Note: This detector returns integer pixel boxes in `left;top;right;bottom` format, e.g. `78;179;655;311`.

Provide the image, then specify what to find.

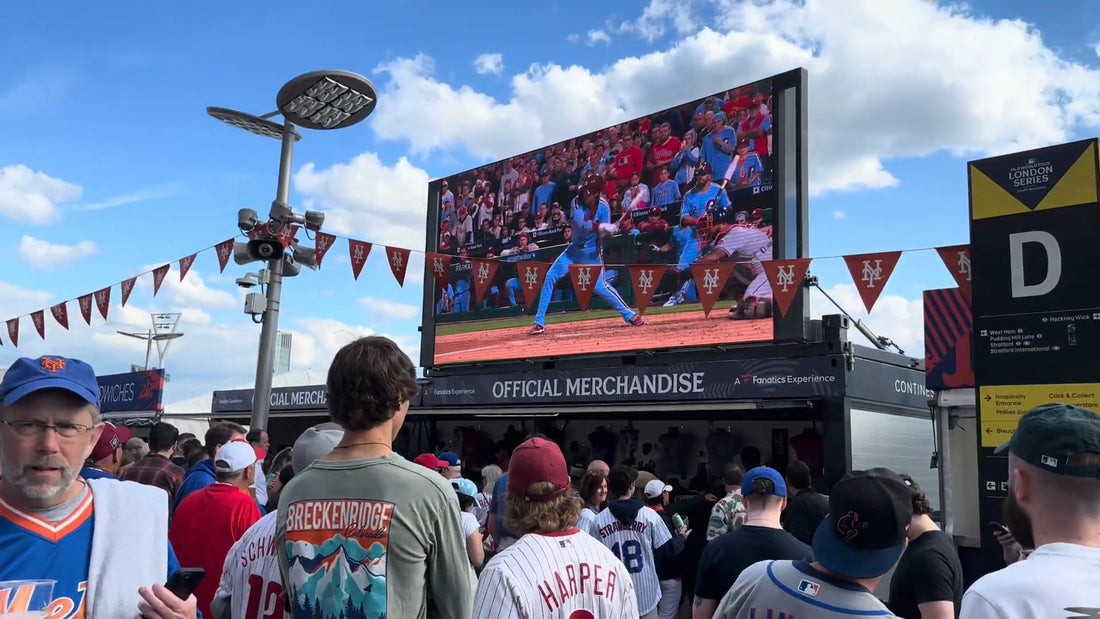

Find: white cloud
294;152;432;250
360;296;420;320
17;236;97;269
473;53;504;76
587;29;612;46
133;264;239;311
0;165;82;224
832;211;846;219
79;182;183;211
567;33;581;44
616;0;698;42
366;0;1100;197
810;283;924;358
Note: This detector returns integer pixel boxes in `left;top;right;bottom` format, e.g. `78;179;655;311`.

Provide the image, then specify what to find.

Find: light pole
209;70;378;432
117;330;184;370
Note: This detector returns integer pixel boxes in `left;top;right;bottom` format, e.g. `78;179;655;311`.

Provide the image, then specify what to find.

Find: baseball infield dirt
434;310;772;364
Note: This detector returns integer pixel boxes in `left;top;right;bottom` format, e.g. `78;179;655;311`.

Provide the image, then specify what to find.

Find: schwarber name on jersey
214;510;285;619
587;503;671;615
472;529;639;619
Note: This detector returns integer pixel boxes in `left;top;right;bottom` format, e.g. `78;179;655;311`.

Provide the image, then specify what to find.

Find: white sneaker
663;293;684;307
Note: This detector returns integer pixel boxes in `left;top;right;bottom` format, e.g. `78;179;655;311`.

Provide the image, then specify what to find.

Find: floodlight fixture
303;210;325;232
238;208;260;232
207;106;302;141
276;70;377;131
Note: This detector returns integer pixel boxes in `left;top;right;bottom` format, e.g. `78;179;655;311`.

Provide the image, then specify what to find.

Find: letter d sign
1009;231;1062;298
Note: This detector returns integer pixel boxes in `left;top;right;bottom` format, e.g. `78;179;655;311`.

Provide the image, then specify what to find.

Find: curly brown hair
326;336;418;431
899;473;934;516
505;481;583;535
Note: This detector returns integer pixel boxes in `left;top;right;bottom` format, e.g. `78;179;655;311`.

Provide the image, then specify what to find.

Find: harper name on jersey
538;561;621;613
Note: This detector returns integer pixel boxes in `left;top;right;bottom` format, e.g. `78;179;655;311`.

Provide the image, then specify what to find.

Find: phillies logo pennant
152;265;170;296
6;318;18;348
690;262;736;317
50;302;69;330
843;251;902;313
31;310;45;340
762;258;812;318
348;240;373;281
121;277;137;307
568;264;603;311
314;232;336;267
469;259;499;307
386;246;411;287
179;253;197;281
78;294;93;325
427;253;451;287
936;245;971;302
515;261;550;309
93;287;111;320
215;239;234;273
628;265;664;316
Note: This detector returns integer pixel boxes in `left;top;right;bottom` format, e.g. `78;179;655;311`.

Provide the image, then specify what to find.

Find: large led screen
427;76;779;367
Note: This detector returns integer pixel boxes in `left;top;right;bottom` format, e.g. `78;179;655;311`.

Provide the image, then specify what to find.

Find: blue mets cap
0;356;100;408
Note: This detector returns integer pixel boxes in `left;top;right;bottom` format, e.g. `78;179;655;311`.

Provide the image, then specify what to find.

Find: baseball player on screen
473;438;639;618
697;206;774;320
530;171;645;335
587;465;686;619
662;161;731;307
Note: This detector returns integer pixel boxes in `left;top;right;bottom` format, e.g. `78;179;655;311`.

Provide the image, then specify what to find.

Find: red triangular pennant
215;239;234;273
50;302;69;330
78;294;93;325
348;240;373;281
386;247;411;287
121;277;137;307
94;287;111;320
31;310;45;340
690;262;736;317
6;318;18;347
152;265;170;295
936;245;972;302
628;265;664;316
179;253;197;281
762;258;813;318
469;259;500;307
515;261;550;309
842;251;903;313
568;264;604;311
427;252;452;288
314;232;336;268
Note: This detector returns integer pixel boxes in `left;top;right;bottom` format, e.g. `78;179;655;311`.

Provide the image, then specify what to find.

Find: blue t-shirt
0;489;181;617
490;474;516;540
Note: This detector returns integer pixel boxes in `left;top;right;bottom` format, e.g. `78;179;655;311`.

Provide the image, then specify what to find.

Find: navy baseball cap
438;451;462;469
742;466;787;497
812;468;913;579
0;356;100;408
994;403;1100;477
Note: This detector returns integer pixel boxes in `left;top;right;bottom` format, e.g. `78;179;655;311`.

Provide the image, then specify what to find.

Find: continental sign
978;382;1100;448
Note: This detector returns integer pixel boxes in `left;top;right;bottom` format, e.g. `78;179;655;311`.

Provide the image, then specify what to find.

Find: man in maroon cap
473;437;639;618
79;422;131;480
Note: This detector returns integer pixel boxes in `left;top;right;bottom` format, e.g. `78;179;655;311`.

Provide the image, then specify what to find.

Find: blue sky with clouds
1;0;1098;403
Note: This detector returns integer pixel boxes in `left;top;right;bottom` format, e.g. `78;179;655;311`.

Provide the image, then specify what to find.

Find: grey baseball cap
292;422;344;473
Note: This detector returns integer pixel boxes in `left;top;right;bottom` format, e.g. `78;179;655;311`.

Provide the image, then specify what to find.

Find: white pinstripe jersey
714;225;771;274
213;510;287;619
587;505;671;615
472;529;639;619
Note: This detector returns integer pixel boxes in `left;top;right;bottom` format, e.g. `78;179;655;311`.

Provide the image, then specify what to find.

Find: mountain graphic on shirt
286;534;388;619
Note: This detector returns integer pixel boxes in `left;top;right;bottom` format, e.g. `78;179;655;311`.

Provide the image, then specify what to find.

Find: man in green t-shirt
276;336;476;618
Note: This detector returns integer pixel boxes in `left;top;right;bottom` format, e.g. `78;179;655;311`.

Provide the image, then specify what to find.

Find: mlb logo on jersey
797;579;820;597
559;538;574;549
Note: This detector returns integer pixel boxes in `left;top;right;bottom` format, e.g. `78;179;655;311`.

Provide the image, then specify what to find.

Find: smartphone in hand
165;568;205;600
988;521;1009;536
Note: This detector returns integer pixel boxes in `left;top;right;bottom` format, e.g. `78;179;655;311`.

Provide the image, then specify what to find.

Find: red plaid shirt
120;453;185;509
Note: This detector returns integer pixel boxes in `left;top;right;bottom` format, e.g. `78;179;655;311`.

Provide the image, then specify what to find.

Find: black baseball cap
812;468;913;579
994;403;1100;477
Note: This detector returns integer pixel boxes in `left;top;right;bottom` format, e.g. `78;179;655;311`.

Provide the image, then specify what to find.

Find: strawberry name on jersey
595;519;648;538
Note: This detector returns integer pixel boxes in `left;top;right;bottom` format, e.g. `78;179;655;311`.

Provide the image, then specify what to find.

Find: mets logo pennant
515;261;550;310
936;245;972;302
348;240;373;281
385;246;411;287
628;265;664;315
469;258;500;306
426;252;452;288
568;264;603;311
690;262;735;317
762;258;812;318
842;251;903;313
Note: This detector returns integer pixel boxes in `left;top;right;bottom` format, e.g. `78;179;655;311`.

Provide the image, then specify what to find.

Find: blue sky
1;0;1098;403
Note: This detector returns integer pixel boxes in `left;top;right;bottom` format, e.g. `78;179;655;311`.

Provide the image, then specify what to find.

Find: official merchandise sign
968;137;1100;574
212;384;328;414
97;369;165;415
421;355;844;407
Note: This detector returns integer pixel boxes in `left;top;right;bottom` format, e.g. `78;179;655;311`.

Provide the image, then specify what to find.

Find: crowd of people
1;345;1098;618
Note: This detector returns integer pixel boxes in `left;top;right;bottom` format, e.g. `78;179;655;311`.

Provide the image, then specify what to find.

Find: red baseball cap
413;453;448;470
507;438;570;502
90;423;128;461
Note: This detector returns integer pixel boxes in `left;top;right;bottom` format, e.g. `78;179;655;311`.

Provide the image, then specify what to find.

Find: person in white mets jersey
473;437;638;618
210;423;343;619
587;465;677;619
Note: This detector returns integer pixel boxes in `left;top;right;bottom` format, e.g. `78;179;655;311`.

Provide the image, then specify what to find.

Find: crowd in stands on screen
437;86;774;257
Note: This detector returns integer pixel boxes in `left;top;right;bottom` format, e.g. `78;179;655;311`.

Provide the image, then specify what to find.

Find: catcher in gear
695;204;774;320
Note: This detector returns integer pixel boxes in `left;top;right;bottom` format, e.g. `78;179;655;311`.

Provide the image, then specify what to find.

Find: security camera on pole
208;70;378;432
